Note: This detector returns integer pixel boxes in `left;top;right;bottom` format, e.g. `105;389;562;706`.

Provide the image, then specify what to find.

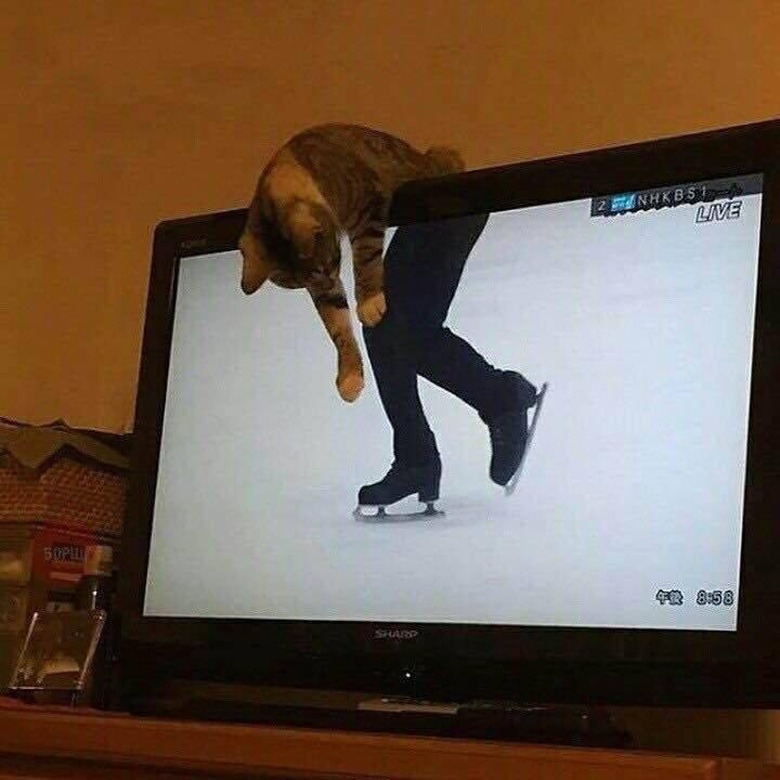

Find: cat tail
424;145;465;176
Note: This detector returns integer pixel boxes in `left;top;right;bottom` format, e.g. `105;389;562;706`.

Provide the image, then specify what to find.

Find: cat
238;123;465;402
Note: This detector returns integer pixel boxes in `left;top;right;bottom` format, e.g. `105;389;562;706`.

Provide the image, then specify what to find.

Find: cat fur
239;123;464;402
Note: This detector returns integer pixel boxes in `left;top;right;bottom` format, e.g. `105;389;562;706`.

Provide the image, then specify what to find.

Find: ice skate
504;382;548;495
485;380;549;495
354;459;444;521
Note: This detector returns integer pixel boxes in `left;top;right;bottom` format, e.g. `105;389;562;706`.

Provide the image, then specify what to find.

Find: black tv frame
119;119;780;710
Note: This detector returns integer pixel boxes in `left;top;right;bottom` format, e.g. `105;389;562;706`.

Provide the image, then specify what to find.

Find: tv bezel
119;119;780;708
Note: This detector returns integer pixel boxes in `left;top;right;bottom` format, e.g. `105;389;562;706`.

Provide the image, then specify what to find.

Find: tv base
127;684;631;748
359;697;631;747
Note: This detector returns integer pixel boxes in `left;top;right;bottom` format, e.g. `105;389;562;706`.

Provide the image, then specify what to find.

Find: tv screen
121;120;780;708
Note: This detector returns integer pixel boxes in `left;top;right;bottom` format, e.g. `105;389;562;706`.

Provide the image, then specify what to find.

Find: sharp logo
374;628;420;641
181;237;208;250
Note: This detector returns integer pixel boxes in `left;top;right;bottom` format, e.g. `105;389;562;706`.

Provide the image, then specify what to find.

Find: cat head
238;222;289;293
239;201;341;296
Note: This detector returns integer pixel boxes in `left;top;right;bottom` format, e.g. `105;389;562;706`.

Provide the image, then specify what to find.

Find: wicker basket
0;453;126;538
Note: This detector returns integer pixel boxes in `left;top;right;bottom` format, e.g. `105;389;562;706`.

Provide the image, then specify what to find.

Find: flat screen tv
119;119;780;713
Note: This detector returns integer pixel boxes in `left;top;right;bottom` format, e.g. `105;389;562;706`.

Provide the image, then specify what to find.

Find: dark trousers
363;213;530;465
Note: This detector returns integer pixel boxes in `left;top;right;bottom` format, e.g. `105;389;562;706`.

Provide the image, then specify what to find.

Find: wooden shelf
0;702;778;780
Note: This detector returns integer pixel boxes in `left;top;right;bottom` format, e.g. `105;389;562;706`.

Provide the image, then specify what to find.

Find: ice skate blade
505;381;549;496
353;502;444;523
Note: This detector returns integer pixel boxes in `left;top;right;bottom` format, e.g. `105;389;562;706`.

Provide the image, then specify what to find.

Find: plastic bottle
76;544;115;707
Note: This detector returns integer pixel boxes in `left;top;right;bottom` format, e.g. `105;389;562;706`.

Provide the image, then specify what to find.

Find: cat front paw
337;370;364;402
357;292;387;327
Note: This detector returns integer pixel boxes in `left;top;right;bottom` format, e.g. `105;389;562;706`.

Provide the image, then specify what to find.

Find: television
119;119;780;719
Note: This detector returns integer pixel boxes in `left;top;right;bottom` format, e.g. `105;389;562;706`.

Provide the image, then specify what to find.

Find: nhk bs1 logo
590;179;752;221
591;183;709;217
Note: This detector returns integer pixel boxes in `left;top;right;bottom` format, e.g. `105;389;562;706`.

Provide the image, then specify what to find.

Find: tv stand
1;697;777;780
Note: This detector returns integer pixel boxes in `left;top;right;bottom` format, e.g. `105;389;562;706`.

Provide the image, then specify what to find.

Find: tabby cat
238;123;465;402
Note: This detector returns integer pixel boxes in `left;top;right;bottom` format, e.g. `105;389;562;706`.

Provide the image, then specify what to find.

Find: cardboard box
0;420;129;688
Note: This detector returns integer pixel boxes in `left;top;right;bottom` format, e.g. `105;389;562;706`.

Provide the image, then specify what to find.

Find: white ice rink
144;188;762;632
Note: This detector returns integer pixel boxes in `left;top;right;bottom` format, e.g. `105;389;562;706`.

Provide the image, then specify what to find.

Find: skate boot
355;459;442;519
482;372;542;489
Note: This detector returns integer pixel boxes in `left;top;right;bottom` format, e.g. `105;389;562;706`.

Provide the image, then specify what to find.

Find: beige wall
3;0;778;430
2;0;779;758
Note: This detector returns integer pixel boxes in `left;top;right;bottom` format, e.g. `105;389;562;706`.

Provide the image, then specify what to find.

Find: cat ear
239;230;274;294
